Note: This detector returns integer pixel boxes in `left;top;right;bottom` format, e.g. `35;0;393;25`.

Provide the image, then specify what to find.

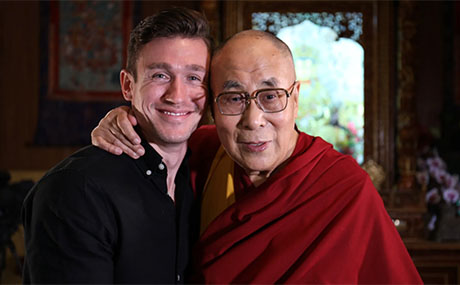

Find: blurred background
0;0;459;283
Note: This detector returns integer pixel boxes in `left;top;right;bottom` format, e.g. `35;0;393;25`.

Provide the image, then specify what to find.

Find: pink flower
432;168;448;185
443;188;460;204
347;122;357;136
426;188;441;204
445;174;459;189
427;156;446;172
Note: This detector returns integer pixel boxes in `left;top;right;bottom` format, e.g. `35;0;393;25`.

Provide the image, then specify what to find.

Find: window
253;12;364;163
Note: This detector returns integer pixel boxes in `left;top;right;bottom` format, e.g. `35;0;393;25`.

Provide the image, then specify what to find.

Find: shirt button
158;163;165;170
146;170;152;176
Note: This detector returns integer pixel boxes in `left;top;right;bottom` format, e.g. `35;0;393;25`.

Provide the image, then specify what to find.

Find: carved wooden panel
387;0;426;239
406;241;460;284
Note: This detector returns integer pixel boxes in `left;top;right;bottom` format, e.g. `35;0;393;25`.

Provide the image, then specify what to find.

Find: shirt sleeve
22;169;116;284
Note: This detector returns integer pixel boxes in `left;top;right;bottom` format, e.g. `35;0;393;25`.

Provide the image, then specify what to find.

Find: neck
246;157;292;187
149;141;187;202
248;171;271;187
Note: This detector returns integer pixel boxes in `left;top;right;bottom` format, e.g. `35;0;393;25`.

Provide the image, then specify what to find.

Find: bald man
92;30;422;284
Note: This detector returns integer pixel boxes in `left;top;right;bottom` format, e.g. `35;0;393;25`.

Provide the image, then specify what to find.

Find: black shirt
22;140;194;284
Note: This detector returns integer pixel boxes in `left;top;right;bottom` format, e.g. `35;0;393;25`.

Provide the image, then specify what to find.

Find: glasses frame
215;81;297;116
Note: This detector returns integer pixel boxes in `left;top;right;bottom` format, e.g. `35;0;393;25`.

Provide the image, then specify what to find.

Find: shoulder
46;146;137;183
303;132;367;175
293;132;370;193
26;146;135;207
50;145;130;172
294;135;384;220
189;125;219;151
188;125;220;167
21;151;120;252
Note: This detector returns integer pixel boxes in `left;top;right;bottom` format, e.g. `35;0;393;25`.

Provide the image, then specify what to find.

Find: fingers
91;106;145;159
115;107;144;157
127;108;138;127
91;125;142;159
116;108;141;145
108;126;144;159
91;127;123;155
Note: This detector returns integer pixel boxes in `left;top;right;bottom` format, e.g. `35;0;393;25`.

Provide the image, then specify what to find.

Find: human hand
91;106;145;159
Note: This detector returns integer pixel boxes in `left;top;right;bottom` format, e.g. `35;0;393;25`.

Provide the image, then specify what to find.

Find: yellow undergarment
200;145;236;235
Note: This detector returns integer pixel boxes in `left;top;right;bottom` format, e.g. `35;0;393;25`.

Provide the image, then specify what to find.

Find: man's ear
120;69;135;101
292;81;301;120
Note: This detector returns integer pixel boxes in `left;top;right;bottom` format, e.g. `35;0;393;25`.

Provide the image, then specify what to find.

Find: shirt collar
133;127;166;179
132;126;191;179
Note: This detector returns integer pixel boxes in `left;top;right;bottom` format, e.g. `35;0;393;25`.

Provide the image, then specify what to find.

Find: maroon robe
189;125;422;284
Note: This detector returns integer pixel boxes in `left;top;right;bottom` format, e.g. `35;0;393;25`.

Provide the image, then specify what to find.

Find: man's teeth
250;142;264;146
163;111;187;116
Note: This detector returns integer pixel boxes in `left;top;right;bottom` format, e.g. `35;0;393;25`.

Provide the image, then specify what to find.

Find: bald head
214;30;293;59
210;30;296;94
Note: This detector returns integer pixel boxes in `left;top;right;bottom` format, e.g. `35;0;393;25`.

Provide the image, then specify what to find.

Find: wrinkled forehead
212;35;284;64
210;38;294;91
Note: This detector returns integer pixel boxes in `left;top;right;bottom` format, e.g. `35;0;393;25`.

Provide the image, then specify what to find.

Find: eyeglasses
215;81;296;116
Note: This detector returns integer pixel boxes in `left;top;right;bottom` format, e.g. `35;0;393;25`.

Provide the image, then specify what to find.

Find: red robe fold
189;125;422;284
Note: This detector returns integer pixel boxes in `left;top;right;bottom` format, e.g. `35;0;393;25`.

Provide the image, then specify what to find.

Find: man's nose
238;99;266;130
164;78;188;104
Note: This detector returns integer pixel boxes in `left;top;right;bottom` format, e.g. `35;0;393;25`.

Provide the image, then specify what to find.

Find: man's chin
156;132;194;145
237;160;275;175
143;122;199;145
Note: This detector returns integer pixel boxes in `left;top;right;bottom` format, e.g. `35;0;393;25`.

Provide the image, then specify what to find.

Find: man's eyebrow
260;77;278;87
186;64;206;72
146;62;171;70
223;80;243;90
145;63;206;73
221;77;278;90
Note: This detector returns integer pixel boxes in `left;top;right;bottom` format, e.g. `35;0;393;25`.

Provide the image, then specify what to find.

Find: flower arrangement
416;148;460;232
335;122;361;156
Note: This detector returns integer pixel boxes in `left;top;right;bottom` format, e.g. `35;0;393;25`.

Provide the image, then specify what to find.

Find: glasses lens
257;89;288;112
217;93;246;115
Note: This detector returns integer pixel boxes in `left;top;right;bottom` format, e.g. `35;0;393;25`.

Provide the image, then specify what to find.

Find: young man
92;31;422;283
22;8;211;284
